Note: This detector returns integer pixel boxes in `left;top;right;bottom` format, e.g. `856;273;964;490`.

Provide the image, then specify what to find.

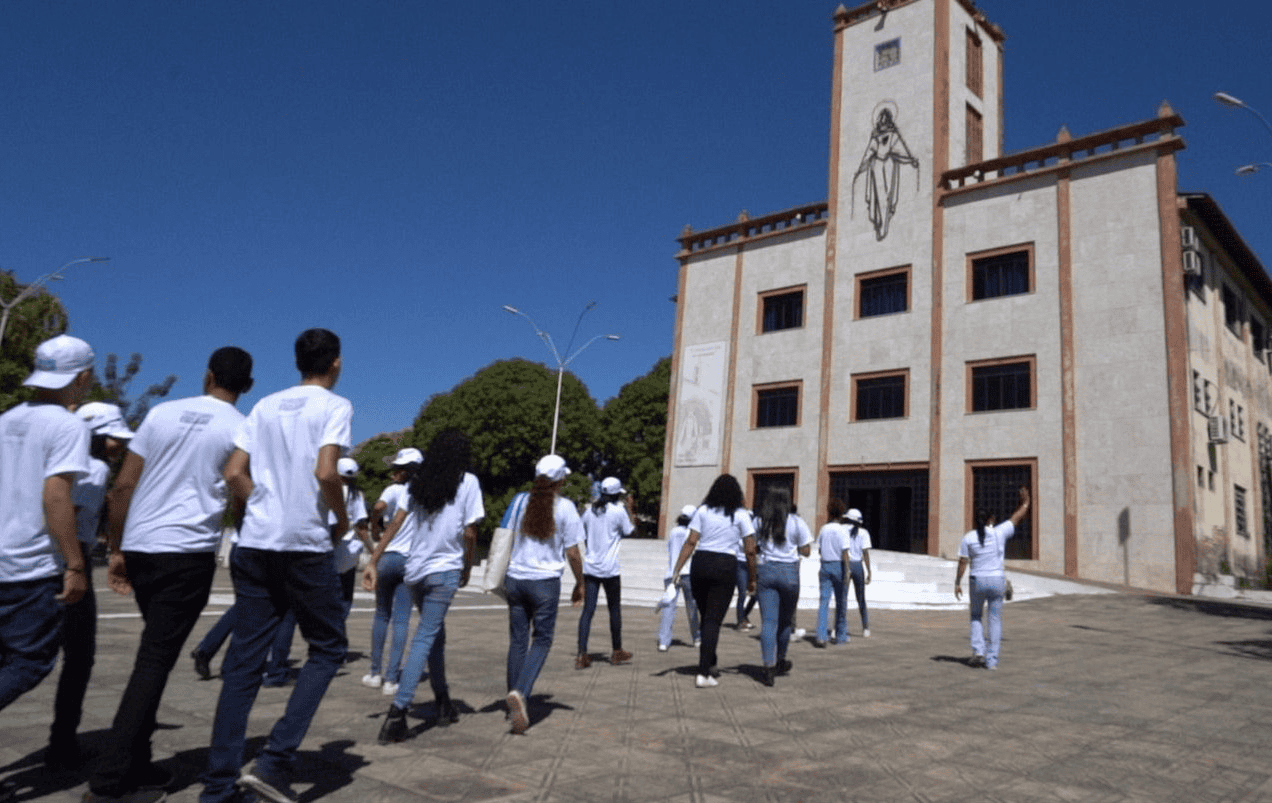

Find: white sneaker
863;628;871;637
693;639;701;647
382;681;399;696
793;628;806;639
695;674;718;688
361;673;382;688
657;644;669;652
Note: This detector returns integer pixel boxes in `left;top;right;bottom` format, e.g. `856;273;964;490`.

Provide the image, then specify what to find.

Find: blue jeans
756;562;800;667
969;575;1006;668
658;575;699;647
51;542;96;747
392;569;460;709
734;559;750;624
504;576;560;699
816;561;848;643
0;576;63;712
200;548;347;803
847;560;869;630
370;551;411;682
196;607;235;660
577;574;622;654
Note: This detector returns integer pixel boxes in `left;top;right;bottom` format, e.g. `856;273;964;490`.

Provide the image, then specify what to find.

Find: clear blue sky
3;1;1270;444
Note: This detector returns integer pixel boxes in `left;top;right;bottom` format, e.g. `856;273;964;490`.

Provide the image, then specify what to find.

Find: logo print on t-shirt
279;398;308;413
179;411;213;427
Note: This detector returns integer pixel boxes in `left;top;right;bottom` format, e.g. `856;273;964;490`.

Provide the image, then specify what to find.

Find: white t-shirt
72;458;110;546
0;402;90;581
958;521;1015;577
757;513;812;564
235;384;353;553
664;523;692;579
581;502;634;578
689;506;755;556
329;485;368;527
506;493;584;581
845;526;872;562
377;483;412;555
121;395;246;554
818;522;848;561
402;472;485;583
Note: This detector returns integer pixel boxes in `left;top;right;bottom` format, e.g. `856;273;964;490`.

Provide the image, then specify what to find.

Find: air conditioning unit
1208;415;1229;444
1181;225;1200;251
1182;250;1203;277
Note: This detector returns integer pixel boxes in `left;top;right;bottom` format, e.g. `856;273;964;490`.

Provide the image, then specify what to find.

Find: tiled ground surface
4;565;1272;802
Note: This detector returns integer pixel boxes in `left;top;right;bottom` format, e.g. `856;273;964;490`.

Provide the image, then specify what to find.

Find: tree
0;271;69;413
412;358;603;540
600;357;670;535
84;353;177;428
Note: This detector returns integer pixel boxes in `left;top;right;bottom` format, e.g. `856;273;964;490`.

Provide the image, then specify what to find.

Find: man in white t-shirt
202;329;353;803
82;347;254;803
0;335;93;719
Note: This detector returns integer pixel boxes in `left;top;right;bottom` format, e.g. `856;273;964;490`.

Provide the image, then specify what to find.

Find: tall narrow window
968;358;1034;412
965;104;983;164
1251;317;1266;366
759;288;805;333
965;29;983;97
856;267;909;318
1235;484;1249;537
853;371;908;420
754;382;800;428
1224;284;1243;336
970;246;1032;300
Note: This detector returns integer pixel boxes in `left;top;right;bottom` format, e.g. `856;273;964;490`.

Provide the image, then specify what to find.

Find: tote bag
483;491;528;597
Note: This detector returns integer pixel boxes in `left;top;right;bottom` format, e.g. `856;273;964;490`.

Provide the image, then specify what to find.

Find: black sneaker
44;738;82;772
776;659;793;675
130;763;175;791
377;704;409;744
191;650;212;681
238;771;298;803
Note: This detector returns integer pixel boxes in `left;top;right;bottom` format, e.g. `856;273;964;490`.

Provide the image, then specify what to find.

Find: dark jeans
505;576;560;699
577;574;622;654
691;551;737;676
0;576;63;712
50;542;96;747
200;547;347;803
91;551;216;796
196;607;235;661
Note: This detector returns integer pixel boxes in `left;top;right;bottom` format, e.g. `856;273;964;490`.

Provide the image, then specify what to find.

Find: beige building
661;0;1272;594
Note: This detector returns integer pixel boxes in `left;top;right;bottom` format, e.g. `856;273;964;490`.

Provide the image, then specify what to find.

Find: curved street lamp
1215;92;1272;138
1236;162;1272;176
503;302;620;454
0;257;110;350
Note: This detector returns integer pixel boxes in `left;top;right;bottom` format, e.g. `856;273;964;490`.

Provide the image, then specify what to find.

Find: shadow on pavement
1148;596;1272;621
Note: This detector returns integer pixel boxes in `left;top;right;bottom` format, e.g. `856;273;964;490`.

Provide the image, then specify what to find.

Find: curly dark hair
701;474;744;519
409;429;471;515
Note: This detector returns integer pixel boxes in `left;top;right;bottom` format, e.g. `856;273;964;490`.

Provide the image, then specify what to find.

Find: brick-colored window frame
966;355;1036;413
851;368;910;421
747;467;799;509
854;265;910;319
965;457;1038;560
753;380;802;429
966;242;1034;302
965;28;983;97
965;104;983;165
757;284;806;334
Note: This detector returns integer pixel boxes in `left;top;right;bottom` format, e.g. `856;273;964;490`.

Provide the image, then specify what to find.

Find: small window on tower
875;39;900;71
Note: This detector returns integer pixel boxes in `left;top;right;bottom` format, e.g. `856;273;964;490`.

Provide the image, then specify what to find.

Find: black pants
50;543;95;748
91;551;216;796
690;551;736;676
577;574;622;654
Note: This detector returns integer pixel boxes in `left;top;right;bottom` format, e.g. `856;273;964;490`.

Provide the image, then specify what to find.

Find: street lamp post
504;303;620;455
1236;162;1272;176
1215;92;1272;139
0;257;110;350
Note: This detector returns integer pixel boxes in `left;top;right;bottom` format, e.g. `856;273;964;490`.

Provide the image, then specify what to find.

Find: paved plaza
4;562;1272;803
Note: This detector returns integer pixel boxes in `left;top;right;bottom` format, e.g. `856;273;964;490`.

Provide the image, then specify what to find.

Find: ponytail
975;508;990;546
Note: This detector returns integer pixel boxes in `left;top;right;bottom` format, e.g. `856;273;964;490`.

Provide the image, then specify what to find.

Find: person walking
367;430;483;744
362;447;422;694
657;506;700;652
753;488;811;686
955;486;1030;670
575;477;634;668
814;499;851;648
84;348;253;803
333;458;370;620
45;403;133;772
503;455;584;735
843;508;873;638
670;474;756;689
201;329;352;803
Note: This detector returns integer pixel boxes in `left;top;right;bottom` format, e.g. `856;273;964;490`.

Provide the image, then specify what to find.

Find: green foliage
0;272;69;413
350;432;411;515
83;353;178;428
600;357;670;535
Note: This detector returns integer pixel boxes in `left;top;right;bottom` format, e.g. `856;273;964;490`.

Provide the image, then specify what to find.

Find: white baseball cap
23;334;94;390
387;447;423;467
76;402;133;440
337;457;359;477
535;454;570;482
680;504;698;518
846;508;864;524
600;476;625;495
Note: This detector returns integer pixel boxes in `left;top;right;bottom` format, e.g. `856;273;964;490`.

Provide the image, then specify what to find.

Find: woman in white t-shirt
658;505;701;651
954;486;1030;670
753;487;811;687
503;454;585;735
815;499;851;647
363;447;422;694
576;477;635;668
671;474;757;689
842;508;873;638
366;431;483;743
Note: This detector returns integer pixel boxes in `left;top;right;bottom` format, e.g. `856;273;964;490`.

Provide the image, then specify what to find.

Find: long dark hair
827;498;846;521
591;490;623;516
409;429;470;515
521;476;561;541
756;487;792;545
702;474;744;519
974;508;991;546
